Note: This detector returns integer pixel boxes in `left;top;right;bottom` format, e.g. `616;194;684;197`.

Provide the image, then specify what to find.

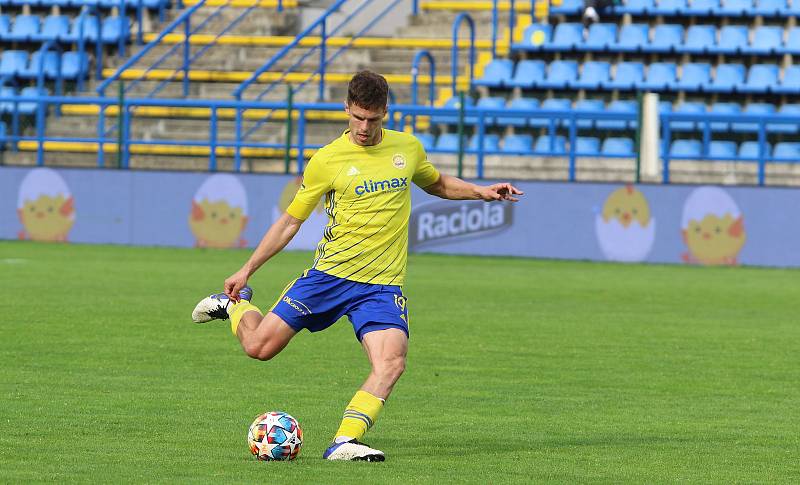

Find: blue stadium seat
685;0;719;14
474;59;514;88
574;99;605;129
0;51;28;79
738;141;771;159
613;0;652;14
62;51;89;79
534;135;567;154
507;60;545;89
670;139;702;158
773;142;800;160
17;86;48;116
583;23;617;52
605;61;644;90
675;62;710;92
20;50;59;79
516;24;551;51
468;133;500;152
475;96;506;125
0;85;15;114
431;96;474;125
671;102;706;131
714;25;748;55
540;60;578;89
574;136;600;155
788;0;800;15
732;102;776;132
597;100;637;130
543;23;583;52
648;24;682;54
778;27;800;55
415;133;435;151
497;97;539;127
706;63;745;93
767;103;800;134
0;15;10;40
739;64;779;94
652;0;687;15
501;134;534;154
34;15;70;42
550;0;583;14
640;62;676;91
530;98;571;128
659;101;673;114
101;16;130;44
572;61;610;90
754;0;788;15
682;25;715;54
434;133;463;152
613;23;649;52
774;65;800;95
63;15;100;43
709;141;737;159
720;0;753;15
709;102;741;131
743;26;783;55
601;137;635;156
6;14;40;42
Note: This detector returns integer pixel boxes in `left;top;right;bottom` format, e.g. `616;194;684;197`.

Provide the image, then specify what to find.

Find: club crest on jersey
354;178;408;196
392;153;407;170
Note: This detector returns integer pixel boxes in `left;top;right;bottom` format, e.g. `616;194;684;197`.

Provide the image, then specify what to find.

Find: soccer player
192;70;522;461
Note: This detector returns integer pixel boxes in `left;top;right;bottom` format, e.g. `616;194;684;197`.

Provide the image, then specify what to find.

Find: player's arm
420;174;523;202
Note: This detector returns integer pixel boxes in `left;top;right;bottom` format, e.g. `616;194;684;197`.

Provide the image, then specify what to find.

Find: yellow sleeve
286;153;331;221
411;137;440;188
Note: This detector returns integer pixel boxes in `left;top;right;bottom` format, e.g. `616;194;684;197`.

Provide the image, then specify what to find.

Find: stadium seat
572;61;610;90
739;64;779;94
574;136;600;155
685;0;719;15
540;60;578;89
670;102;706;131
640;62;677;91
501;134;534;154
738;140;771;159
613;0;652;15
62;51;89;79
17;86;48;116
101;16;130;45
474;96;505;125
574;99;605;129
550;0;582;14
583;23;617;52
682;25;715;54
0;85;15;114
767;103;800;133
674;62;710;92
648;24;683;54
0;51;28;79
732;102;776;132
670;139;702;157
720;0;753;16
507;60;545;89
773;142;800;160
613;24;649;52
709;141;737;159
597;100;637;130
530;98;571;128
773;65;800;95
431;96;474;125
601;137;635;156
706;63;745;93
543;23;583;52
20;50;59;79
6;14;40;42
753;0;788;14
534;135;567;154
651;0;687;15
434;133;463;152
474;59;514;88
0;15;10;40
709;102;741;131
415;133;434;151
743;26;783;55
788;0;800;14
468;133;500;152
605;61;644;90
516;24;552;51
497;97;539;127
63;15;100;43
778;27;800;55
33;15;70;42
714;26;748;55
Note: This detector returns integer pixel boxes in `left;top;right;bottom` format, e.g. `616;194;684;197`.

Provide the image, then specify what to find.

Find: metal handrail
451;13;476;94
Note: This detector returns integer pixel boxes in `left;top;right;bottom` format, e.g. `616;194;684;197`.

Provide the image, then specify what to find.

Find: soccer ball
247;411;303;461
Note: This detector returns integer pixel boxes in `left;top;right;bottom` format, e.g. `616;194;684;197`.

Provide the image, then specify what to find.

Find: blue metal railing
451;13;476;94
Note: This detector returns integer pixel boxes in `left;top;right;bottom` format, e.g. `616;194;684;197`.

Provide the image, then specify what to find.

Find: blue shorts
270;269;409;341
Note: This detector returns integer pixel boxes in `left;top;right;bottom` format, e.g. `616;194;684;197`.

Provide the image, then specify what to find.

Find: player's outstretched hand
224;268;249;302
478;183;524;202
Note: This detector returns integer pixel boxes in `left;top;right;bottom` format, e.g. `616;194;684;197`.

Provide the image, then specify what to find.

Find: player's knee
376;355;406;382
243;340;278;361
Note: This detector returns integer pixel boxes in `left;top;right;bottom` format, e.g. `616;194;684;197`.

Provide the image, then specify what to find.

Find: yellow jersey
286;129;440;286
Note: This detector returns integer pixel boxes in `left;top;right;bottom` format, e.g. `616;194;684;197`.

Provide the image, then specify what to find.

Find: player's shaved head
347;70;389;111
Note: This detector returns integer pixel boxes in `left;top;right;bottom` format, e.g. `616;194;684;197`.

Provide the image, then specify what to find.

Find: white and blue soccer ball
247;411;303;461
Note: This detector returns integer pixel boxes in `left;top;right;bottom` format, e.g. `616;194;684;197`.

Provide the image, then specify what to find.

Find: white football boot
191;286;253;323
323;439;385;462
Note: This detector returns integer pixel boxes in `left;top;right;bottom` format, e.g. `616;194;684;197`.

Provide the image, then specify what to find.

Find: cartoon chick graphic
189;174;248;248
17;168;75;242
681;186;746;265
595;184;656;262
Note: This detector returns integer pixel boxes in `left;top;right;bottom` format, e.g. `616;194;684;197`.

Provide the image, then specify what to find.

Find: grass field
1;241;799;483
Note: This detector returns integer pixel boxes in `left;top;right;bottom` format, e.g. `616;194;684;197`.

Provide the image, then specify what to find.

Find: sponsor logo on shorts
282;296;312;315
354;178;408;196
409;200;514;249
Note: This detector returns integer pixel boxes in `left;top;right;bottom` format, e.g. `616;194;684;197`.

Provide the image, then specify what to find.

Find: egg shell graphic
189;174;249;248
17;168;75;242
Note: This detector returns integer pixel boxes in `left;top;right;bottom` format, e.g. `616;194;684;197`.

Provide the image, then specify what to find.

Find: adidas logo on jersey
347;166;360;176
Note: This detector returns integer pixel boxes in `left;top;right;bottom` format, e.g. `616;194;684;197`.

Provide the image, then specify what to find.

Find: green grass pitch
1;241;798;483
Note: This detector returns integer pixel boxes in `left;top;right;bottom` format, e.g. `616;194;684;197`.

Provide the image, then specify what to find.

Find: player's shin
333;390;384;443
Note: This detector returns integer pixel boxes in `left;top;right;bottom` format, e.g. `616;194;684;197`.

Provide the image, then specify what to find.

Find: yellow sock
334;390;384;442
228;301;261;336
